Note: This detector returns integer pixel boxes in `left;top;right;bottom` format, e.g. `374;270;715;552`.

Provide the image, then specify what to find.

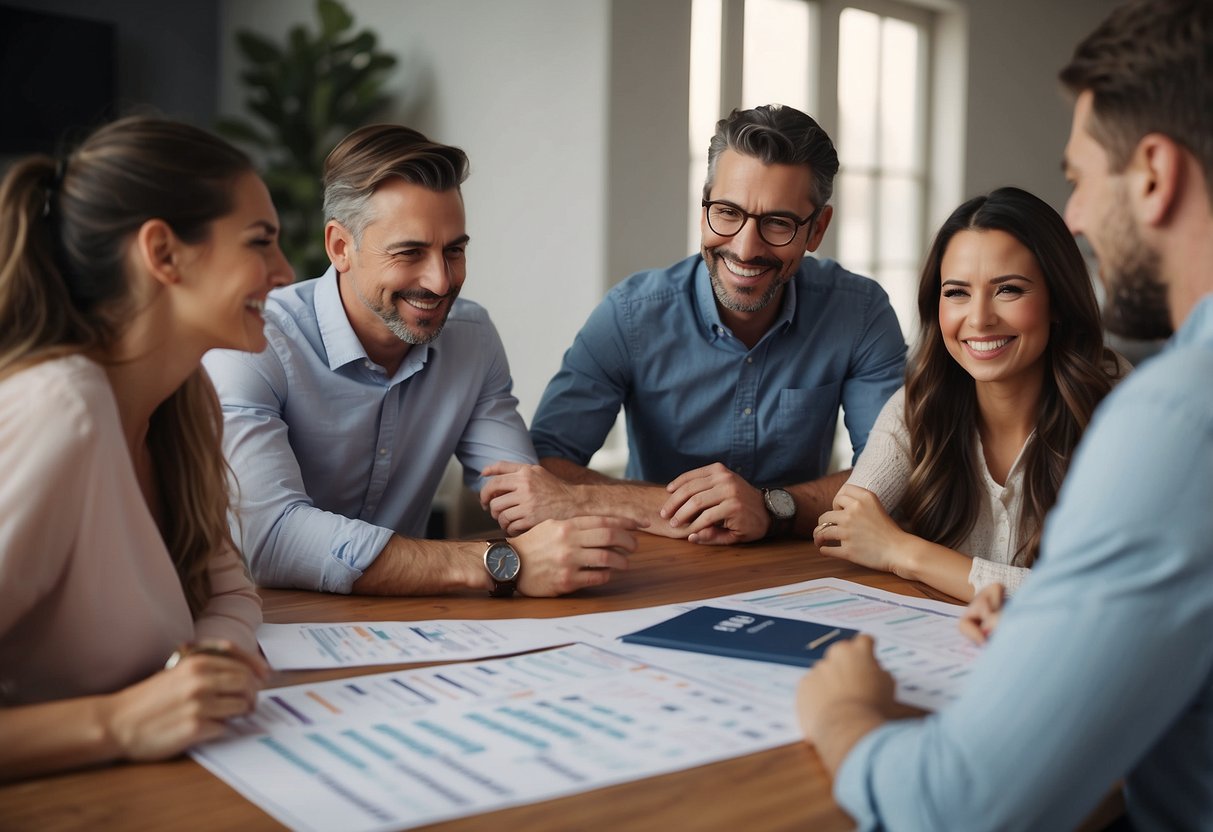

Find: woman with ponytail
812;187;1125;601
0;116;291;779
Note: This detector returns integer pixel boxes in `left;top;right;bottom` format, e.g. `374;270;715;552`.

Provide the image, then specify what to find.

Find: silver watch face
764;488;796;520
485;541;521;581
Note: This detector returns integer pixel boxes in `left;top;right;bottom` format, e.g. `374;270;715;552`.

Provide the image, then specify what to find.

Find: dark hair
0;115;254;615
703;104;840;208
322;123;470;243
1060;0;1213;178
902;187;1116;566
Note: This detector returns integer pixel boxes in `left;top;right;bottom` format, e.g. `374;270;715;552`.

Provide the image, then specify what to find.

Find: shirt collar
312;267;432;375
693;257;797;343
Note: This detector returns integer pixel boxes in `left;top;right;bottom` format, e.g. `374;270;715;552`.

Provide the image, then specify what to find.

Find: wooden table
0;536;949;831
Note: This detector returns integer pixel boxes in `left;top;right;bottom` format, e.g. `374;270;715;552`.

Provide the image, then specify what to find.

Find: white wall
218;0;1122;425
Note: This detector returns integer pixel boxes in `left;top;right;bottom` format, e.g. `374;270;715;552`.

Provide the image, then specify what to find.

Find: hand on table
796;634;896;773
512;516;640;596
959;583;1006;645
813;485;906;573
660;463;769;544
102;640;269;761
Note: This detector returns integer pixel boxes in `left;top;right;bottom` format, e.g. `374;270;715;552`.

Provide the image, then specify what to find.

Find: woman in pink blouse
0;116;291;779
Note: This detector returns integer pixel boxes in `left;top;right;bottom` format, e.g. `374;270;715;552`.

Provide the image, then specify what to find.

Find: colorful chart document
193;644;798;832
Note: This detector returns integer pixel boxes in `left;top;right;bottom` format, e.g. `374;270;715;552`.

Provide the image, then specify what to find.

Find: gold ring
817;521;836;531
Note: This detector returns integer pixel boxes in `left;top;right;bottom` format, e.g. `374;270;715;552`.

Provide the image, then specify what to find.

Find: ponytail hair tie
42;156;67;219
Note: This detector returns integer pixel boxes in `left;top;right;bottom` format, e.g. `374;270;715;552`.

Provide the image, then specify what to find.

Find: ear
805;204;833;253
133;219;183;287
325;220;355;273
1129;133;1183;227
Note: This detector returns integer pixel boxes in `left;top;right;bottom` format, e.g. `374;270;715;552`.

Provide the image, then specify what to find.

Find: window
690;0;934;337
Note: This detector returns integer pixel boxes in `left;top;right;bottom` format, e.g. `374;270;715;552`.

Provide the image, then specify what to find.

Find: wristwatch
483;540;521;597
762;487;797;538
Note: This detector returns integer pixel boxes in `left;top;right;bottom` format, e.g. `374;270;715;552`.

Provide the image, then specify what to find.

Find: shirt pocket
777;382;843;475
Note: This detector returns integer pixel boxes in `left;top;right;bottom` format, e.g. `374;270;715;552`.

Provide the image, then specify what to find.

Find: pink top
0;355;261;706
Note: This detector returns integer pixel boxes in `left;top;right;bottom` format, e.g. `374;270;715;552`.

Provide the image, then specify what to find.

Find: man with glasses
481;104;906;543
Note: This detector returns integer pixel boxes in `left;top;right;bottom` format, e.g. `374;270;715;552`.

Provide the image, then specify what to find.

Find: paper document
193;643;798;832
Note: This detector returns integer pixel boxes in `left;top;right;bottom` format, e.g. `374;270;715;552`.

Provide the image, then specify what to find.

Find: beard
703;246;792;313
363;286;459;346
1098;203;1173;341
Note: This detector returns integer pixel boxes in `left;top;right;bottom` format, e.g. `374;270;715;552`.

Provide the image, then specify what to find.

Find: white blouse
848;387;1035;595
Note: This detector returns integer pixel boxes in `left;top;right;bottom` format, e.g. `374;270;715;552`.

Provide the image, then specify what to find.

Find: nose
270;246;293;288
418;252;454;296
968;292;997;329
726;217;768;261
1063;193;1083;238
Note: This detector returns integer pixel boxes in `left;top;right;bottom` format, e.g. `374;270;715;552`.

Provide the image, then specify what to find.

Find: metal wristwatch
762;487;796;538
483;540;521;598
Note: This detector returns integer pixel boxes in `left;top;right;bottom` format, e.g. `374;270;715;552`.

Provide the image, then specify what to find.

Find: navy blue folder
621;606;859;668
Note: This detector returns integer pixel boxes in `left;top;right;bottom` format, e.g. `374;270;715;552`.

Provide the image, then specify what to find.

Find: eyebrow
246;220;279;235
941;274;1033;287
384;234;471;250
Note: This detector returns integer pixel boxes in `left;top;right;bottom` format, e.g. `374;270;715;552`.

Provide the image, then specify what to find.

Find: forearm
788;470;851;535
539;457;686;537
352;535;492;595
892;535;977;602
0;697;119;782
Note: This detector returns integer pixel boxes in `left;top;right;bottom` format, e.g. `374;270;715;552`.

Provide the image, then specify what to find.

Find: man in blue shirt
481;105;906;544
204;125;637;596
797;1;1213;829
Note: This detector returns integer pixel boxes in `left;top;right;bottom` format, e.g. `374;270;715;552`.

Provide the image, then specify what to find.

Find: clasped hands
480;460;772;544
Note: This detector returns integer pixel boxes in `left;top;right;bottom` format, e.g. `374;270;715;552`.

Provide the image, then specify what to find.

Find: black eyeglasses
702;199;820;247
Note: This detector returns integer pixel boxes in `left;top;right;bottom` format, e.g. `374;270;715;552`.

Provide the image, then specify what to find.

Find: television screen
0;5;116;154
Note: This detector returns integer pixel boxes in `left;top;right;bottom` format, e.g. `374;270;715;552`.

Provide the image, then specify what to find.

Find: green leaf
317;0;354;36
236;32;282;65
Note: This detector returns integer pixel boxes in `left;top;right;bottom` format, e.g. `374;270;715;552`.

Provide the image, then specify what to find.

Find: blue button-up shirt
835;293;1213;831
202;270;536;593
530;255;906;485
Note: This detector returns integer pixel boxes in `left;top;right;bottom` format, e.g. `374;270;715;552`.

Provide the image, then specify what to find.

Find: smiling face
938;229;1051;393
333;178;468;355
700;150;828;324
176;171;292;353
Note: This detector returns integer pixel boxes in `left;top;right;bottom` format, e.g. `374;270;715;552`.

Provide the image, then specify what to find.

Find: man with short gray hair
205;124;637;597
483;104;906;544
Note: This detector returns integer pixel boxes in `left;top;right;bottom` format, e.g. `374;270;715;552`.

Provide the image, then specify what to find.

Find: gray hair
322;123;469;245
703;104;839;208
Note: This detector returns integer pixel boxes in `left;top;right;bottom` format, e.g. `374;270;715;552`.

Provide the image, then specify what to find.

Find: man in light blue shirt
205;125;637;596
482;105;906;545
797;1;1213;829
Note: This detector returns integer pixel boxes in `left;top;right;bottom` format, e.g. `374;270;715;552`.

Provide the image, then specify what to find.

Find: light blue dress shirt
202;270;536;593
530;255;906;486
835;293;1213;831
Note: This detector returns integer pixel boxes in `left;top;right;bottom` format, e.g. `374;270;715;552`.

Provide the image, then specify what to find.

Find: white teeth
245;299;265;313
966;337;1011;352
404;298;440;310
724;259;764;278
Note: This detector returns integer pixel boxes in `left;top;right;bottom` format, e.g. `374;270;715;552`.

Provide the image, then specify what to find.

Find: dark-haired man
482;105;906;544
797;1;1213;828
204;125;637;597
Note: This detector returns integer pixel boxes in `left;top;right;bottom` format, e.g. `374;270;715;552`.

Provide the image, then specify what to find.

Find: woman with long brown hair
813;187;1124;601
0;116;291;779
